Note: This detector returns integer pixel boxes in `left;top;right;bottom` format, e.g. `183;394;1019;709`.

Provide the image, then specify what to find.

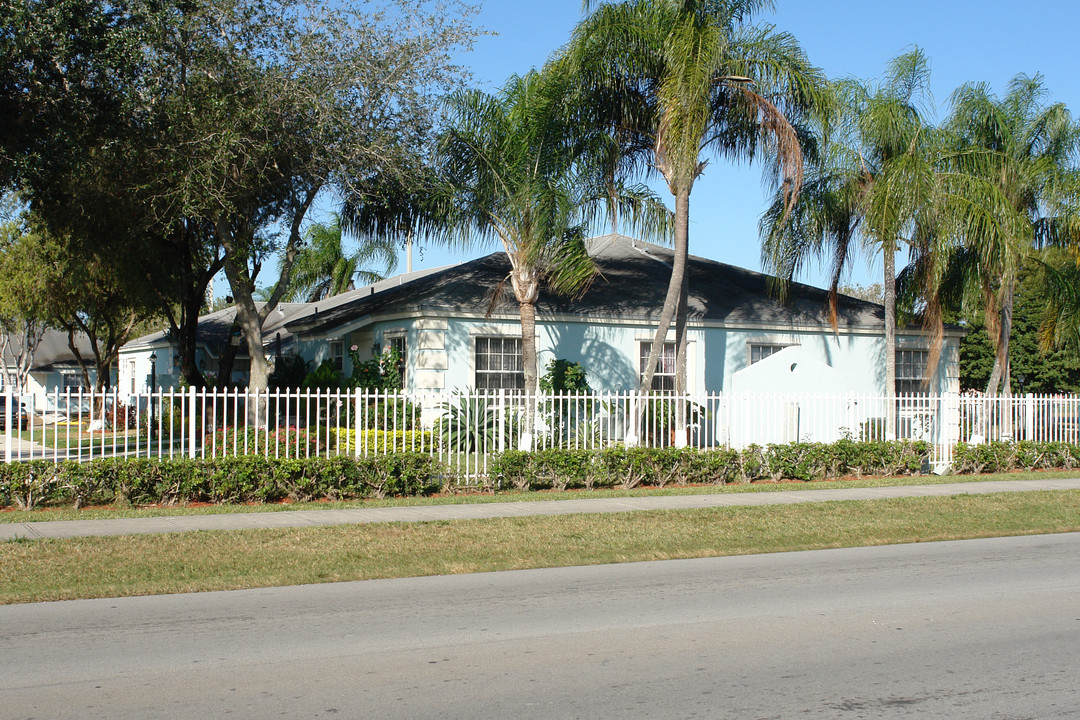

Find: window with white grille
475;337;524;390
639;342;676;392
330;341;344;372
896;349;929;394
749;343;786;365
388;336;406;385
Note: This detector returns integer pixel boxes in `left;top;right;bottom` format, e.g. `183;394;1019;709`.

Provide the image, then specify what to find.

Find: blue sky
303;0;1080;294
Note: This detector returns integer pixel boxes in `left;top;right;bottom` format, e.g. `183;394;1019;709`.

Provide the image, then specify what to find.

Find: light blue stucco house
293;234;960;397
120;303;311;394
120;234;964;400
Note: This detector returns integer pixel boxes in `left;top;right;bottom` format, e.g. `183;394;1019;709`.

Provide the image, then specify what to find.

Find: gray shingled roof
285;234;891;337
1;329;94;371
125;303;311;356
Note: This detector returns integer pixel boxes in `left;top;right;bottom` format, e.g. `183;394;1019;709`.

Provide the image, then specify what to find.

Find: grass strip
3;490;1079;605
4;469;1078;524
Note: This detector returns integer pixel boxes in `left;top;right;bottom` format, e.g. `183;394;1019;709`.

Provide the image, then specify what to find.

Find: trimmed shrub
0;453;448;509
485;439;934;492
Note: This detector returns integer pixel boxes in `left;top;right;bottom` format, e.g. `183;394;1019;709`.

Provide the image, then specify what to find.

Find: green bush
0;453;448;509
488;450;533;491
487;439;935;491
950;440;1080;474
20;438;1080;511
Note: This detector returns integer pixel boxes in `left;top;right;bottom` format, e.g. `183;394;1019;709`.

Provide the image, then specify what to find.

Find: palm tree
762;50;936;421
437;67;671;447
940;74;1080;396
567;0;825;408
285;213;398;302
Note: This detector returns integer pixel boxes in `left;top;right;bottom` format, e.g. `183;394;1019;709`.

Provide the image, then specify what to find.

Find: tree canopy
566;0;826;411
1;0;479;393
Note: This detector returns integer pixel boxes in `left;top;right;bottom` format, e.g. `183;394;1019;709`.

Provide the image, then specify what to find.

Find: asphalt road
2;533;1079;719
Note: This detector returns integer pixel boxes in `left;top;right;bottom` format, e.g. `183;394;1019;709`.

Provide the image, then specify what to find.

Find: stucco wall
126;312;962;398
331;314;962;396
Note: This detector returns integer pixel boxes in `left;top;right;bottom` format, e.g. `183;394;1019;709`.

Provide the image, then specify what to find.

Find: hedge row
951;441;1080;475
489;439;932;491
8;439;1077;511
0;454;443;510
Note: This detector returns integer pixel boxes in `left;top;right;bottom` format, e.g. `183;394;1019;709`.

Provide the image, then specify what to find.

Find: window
61;371;83;391
330;341;344;372
895;349;929;394
388;336;406;386
639;342;676;392
749;344;785;365
475;337;524;390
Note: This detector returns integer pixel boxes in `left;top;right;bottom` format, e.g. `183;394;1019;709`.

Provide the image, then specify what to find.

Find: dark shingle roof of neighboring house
285;234;896;337
125;303;311;356
1;329;95;371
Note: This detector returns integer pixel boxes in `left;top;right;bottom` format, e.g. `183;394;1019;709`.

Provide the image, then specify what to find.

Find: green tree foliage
539;359;591;394
762;49;936;400
436;68;670;404
956;253;1080;393
1;0;478;396
0;218;49;392
568;0;826;404
0;211;159;392
285;214;398;302
937;75;1079;395
150;0;476;394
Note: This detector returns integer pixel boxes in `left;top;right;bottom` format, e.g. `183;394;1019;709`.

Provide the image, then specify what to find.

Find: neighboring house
120;303;311;395
118;234;963;398
0;329;98;404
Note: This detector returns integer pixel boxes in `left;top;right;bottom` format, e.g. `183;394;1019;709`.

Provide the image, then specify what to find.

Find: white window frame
474;336;524;391
330;340;344;372
61;370;83;391
386;334;407;386
748;343;787;365
639;341;676;393
895;349;929;394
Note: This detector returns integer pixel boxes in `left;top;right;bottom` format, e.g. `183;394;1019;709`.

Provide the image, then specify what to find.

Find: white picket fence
3;387;1080;478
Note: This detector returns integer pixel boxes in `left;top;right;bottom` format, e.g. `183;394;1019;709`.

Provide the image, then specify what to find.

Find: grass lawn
3;482;1080;604
16;425;144;451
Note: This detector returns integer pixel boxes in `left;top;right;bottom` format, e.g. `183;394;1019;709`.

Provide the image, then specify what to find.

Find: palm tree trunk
884;240;897;440
639;186;690;394
514;272;540;452
999;278;1014;398
673;242;690;447
984;278;1015;400
985;357;1001;397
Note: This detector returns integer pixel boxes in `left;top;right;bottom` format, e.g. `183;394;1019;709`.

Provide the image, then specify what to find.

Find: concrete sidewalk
4;477;1080;542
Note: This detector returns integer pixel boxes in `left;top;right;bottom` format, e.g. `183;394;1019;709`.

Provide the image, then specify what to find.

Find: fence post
939;392;960;472
1025;393;1036;441
624;393;639;447
187;386;197;459
354;388;362;456
498;389;506;453
3;385;11;463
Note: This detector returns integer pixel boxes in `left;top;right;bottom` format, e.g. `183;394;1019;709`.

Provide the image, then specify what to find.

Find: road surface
2;533;1078;718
